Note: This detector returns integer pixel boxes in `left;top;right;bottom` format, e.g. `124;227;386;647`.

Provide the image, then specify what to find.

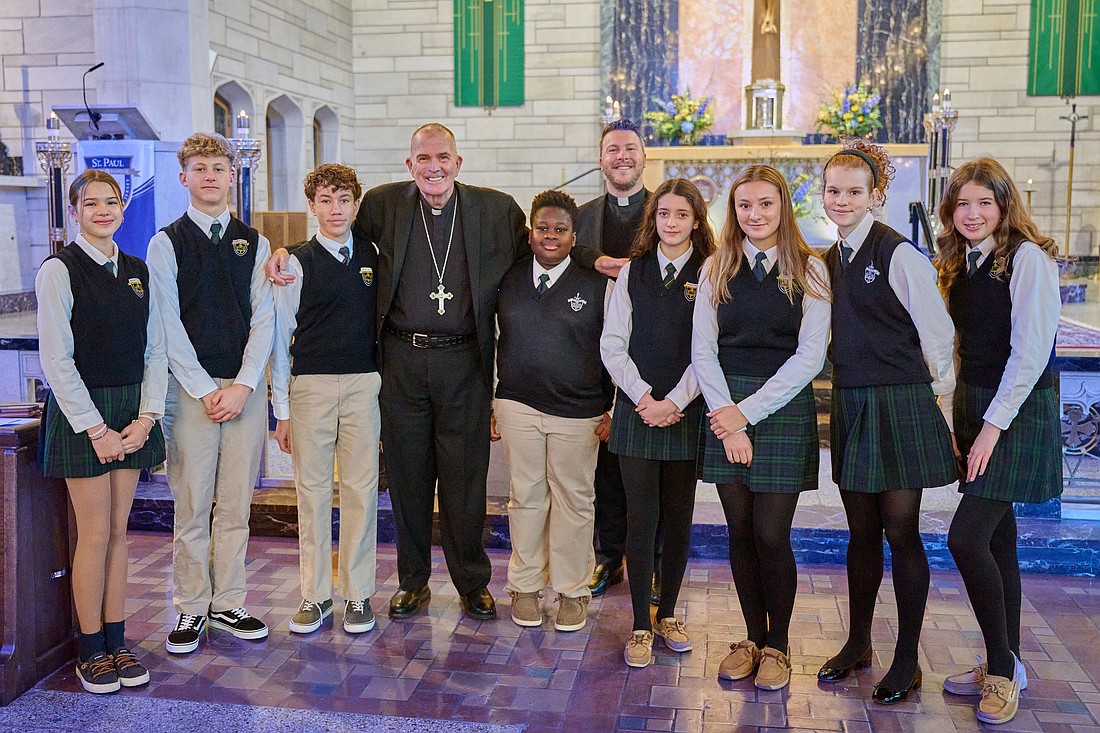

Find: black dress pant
379;332;492;594
593;443;627;568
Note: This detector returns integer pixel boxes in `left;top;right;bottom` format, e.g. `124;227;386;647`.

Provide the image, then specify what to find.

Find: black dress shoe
388;586;431;619
650;571;662;606
872;666;922;705
460;587;496;620
817;645;873;681
588;563;624;596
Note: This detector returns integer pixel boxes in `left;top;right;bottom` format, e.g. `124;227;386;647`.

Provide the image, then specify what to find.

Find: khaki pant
495;398;599;598
289;372;380;601
163;376;267;615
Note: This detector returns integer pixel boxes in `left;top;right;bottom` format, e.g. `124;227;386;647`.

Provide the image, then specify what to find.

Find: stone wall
940;0;1098;256
350;0;604;212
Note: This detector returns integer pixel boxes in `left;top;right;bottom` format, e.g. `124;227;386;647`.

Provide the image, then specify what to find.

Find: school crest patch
232;238;249;256
127;278;144;298
683;282;698;302
568;292;587;312
989;256;1009;281
778;275;793;297
864;261;881;284
360;267;374;286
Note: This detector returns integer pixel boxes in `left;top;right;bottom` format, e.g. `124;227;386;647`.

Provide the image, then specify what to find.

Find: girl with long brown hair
692;164;830;690
815;140;957;705
935;157;1060;725
601;177;714;668
36;169;166;692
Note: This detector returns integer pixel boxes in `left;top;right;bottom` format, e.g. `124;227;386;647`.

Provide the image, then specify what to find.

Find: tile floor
36;532;1100;732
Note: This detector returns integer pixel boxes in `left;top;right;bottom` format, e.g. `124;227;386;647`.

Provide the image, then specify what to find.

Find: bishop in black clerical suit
355;124;527;621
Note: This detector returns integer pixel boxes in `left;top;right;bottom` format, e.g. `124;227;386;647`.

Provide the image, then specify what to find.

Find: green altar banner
1029;0;1099;96
454;0;524;107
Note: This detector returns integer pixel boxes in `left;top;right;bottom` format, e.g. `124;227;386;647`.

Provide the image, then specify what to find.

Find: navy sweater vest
291;238;378;375
826;222;931;388
164;214;258;379
627;248;705;399
949;250;1054;390
716;255;803;377
495;259;609;418
49;243;148;387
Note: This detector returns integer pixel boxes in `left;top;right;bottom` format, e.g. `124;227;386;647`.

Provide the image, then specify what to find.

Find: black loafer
460;587;497;620
872;666;922;705
817;645;873;681
588;563;624;596
388;585;431;619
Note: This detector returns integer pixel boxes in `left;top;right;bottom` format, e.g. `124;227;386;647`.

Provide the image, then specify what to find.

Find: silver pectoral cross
430;283;453;315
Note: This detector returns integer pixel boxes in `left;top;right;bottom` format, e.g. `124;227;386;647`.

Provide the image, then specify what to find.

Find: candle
47;111;60;141
932;93;940;115
943;88;952;109
605;96;613;118
236;110;249;139
613;100;621;118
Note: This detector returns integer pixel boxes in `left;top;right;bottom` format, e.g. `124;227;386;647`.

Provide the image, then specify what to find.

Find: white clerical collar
316;231;353;259
608;188;646;208
187;205;231;238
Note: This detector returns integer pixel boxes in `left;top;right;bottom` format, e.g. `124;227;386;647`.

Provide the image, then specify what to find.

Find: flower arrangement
814;81;883;140
644;89;715;145
789;172;822;221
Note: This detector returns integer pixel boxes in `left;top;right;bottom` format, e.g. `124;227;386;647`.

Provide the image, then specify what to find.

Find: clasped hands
88;414;154;464
201;383;253;423
709;403;753;467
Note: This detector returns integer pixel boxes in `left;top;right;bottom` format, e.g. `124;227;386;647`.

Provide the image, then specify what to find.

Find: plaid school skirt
830;382;957;493
954;381;1061;504
43;383;166;479
608;387;703;462
700;374;818;493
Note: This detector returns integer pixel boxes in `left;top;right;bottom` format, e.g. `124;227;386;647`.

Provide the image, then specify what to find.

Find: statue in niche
761;0;778;35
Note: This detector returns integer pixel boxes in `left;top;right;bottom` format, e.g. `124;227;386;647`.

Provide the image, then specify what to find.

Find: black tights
619;456;696;631
832;489;928;690
948;495;1020;679
717;483;800;651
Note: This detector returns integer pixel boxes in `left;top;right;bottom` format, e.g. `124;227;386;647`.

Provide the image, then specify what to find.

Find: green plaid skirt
609;387;704;462
700;374;818;493
954;381;1061;504
831;382;957;493
43;384;166;479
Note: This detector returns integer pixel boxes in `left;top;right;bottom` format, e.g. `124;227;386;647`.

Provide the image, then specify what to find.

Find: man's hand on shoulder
265;248;294;285
595;256;628;278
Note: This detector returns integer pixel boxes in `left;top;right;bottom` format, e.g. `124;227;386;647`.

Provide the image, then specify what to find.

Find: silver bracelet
89;424;109;441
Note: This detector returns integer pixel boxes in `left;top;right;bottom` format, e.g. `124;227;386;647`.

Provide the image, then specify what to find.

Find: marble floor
27;531;1100;732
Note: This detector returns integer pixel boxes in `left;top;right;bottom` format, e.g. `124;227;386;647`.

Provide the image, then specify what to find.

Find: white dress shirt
533;256;572;290
691;253;831;424
146;206;275;399
36;235;168;433
269;232;362;420
844;212;956;405
938;236;1061;430
601;246;701;410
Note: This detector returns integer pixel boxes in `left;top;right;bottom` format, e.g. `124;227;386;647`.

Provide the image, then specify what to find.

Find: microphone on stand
82;62;104;133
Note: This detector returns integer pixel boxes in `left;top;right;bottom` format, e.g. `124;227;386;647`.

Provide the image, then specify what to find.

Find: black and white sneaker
76;652;120;694
208;607;269;640
166;613;207;654
110;647;150;687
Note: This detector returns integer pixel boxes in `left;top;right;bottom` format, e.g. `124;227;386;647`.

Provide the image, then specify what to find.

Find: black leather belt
386;326;475;349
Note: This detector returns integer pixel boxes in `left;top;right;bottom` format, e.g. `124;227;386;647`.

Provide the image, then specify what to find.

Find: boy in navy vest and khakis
147;133;275;654
270;164;381;635
492;190;611;633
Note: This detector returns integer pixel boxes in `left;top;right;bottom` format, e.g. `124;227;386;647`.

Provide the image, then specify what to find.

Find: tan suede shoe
754;647;792;690
718;640;761;681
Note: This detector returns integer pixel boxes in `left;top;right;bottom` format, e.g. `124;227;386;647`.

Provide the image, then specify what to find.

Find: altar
642;143;929;247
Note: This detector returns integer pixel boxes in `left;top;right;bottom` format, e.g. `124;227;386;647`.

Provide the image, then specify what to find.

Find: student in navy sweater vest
815;141;957;704
270;164;381;637
147;133;275;655
935;158;1061;725
601;178;714;668
493;190;611;633
693;165;830;689
37;170;166;693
